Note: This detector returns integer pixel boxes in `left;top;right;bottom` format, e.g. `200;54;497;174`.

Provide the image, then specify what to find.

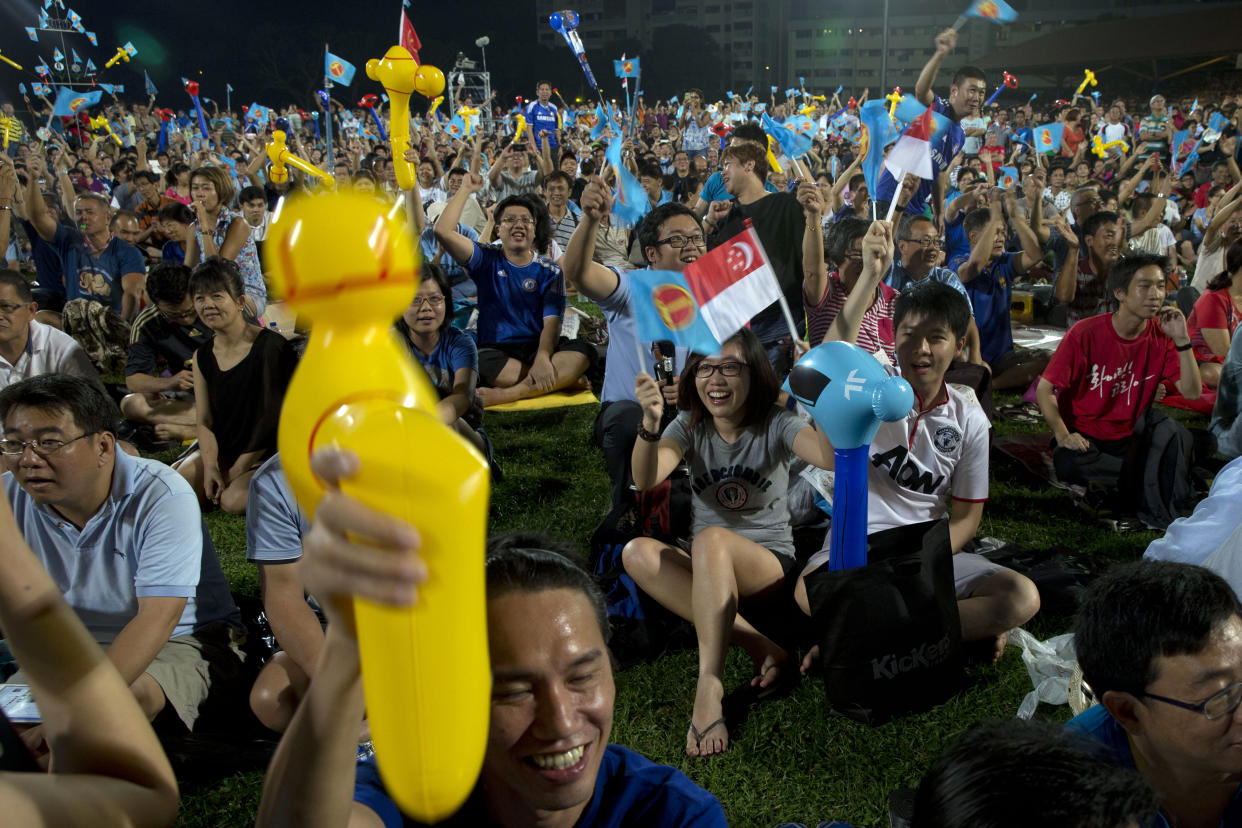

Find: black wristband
1175;341;1193;352
637;424;660;443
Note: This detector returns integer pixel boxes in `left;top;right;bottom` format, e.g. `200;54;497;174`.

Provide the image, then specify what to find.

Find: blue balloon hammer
784;342;913;571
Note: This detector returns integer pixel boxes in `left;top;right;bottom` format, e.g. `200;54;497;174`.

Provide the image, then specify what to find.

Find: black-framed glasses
900;236;943;248
500;216;534;226
694;361;747;378
0;431;98;458
1143;682;1242;721
656;233;706;250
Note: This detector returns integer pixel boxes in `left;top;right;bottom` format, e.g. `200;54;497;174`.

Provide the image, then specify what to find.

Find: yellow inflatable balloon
367;46;420;190
266;130;335;187
267;191;490;823
414;64;445;99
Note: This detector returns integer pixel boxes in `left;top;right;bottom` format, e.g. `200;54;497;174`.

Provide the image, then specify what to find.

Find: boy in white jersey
795;276;1040;665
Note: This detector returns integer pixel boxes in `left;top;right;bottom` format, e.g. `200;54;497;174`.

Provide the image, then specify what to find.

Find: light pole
880;0;889;93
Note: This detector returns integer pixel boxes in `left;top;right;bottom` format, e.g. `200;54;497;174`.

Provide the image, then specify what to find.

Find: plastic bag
1007;628;1077;719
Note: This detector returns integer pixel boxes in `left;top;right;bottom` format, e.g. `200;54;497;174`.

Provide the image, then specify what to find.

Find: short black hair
912;719;1160;828
0;269;34;303
188;256;246;301
677;327;779;429
962;207;993;240
731;121;767;145
133;169;159;185
484;534;609;644
636;160;663;181
542;170;573;190
1075;560;1241;699
1082;210;1121;239
238;185;266;204
952;65;986;87
158;201;195;225
826;216;871;266
0;375;120;437
394;262;453;336
492;194;553;255
637;202;701;263
897;213;935;241
1130;191;1157;217
145;263;192;306
893;281;971;340
1106;252;1168;296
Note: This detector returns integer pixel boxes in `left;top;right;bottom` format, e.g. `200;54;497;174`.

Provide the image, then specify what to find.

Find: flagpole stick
324;45;335;171
884;168;903;224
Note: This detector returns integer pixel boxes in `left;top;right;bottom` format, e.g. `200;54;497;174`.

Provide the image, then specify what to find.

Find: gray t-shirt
662;407;807;557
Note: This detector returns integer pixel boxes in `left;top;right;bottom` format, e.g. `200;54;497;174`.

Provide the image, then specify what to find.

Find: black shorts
477;337;597;387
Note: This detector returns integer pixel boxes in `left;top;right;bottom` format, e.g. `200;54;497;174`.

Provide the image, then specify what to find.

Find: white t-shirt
1129;223;1176;256
0;320;100;391
807;374;990;569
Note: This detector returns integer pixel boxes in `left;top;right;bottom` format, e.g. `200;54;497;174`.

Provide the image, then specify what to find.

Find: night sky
0;0;545;112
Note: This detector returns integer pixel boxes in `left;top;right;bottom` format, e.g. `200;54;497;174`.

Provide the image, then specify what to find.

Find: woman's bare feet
686;675;728;757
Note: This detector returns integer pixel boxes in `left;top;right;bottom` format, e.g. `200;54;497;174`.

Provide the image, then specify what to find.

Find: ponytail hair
1206;239;1242;292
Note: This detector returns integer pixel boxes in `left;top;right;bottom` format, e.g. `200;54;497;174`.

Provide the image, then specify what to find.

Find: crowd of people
1;20;1242;827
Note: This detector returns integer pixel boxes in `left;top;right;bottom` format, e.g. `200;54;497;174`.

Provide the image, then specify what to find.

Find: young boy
1036;253;1201;524
796;228;1039;663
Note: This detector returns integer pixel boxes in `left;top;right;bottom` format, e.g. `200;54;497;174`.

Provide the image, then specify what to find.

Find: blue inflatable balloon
548;12;562;31
784;341;913;571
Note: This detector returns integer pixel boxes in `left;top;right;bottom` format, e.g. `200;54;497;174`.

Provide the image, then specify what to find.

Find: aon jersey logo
870;445;945;495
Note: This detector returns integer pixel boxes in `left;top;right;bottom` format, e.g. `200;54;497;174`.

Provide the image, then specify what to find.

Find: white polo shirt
0;320;100;391
4;450;240;644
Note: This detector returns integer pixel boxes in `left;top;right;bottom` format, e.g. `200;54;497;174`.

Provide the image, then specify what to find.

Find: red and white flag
400;11;422;63
883;105;934;180
682;225;783;343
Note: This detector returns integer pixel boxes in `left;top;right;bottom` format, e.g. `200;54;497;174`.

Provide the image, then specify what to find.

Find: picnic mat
484;388;599;412
1013;324;1067;353
993;432;1077;492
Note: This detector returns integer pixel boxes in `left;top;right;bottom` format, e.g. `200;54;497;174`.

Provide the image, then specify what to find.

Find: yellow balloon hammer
266;191;490;823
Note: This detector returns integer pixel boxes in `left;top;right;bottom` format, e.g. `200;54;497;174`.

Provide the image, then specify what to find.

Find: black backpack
803;519;965;724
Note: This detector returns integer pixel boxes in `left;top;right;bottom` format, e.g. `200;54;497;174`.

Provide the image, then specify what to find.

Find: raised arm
1002;189;1044;273
798;181;829;305
1051;214;1082;304
23;155;58;242
432;172;484;265
958;199;1003;284
562;176;622;301
915;29;957;107
631;374;686;490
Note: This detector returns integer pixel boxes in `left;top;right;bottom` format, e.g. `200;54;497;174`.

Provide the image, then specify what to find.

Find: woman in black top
175;257;296;513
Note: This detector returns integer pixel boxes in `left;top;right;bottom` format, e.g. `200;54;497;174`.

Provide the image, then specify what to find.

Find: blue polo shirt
1067;705;1242;827
4;450;240;643
354;743;727;827
875;95;965;214
524;100;560;149
963;252;1019;364
466;243;565;346
246;454;309;565
50;224;145;314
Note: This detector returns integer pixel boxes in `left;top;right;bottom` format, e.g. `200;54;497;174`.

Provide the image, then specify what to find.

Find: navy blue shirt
466;243;565;346
353;744;727;827
875;95;965;215
51;224;145;313
20;219;66;298
963;252;1019;364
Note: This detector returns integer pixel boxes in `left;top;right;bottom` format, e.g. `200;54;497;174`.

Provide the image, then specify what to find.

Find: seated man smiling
254;450;726;828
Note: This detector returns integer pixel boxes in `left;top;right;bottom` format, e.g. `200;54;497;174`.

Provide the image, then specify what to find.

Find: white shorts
953;552;1006;598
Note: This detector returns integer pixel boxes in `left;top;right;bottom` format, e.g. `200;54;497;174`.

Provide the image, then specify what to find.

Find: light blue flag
761;112;812;160
997;166;1019;189
613;57;640;79
324;52;356;86
893;95;953;143
25;27;38;42
85;31;97;46
964;0;1017;24
1170;129;1191;163
86;59;96;73
144;71;158;96
606;136;651;229
1031;122;1063;153
51;86;102;116
627;269;721;357
858;101;897;199
591;103;617;141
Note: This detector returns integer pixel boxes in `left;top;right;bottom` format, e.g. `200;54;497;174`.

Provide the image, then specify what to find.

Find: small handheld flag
51;86;102;117
613;57;640;79
324;51;356;86
145;71;158;96
628;269;721;357
1031;122;1063;154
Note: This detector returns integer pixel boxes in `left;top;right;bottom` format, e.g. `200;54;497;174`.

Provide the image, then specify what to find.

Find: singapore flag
682;223;783;343
884;105;934;181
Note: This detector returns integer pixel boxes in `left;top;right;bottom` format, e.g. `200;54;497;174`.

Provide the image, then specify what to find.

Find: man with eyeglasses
435;180;594;407
889;215;984;366
0;270;100;393
0;375;243;744
1069;559;1242;828
564;185;703;510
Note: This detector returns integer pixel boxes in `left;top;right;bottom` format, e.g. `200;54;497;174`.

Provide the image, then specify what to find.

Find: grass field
168;392;1200;828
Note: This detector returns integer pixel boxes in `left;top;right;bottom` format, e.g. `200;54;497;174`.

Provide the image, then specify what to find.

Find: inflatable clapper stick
784;342;913;570
267;191;490;822
265;130;335;188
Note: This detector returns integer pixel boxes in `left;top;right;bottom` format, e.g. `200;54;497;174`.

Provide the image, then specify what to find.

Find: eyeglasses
900;236;943;248
158;306;198;323
656;233;707;250
500;216;535;226
694;361;747;378
0;301;31;315
1143;682;1242;721
411;295;445;308
0;431;97;458
841;251;864;263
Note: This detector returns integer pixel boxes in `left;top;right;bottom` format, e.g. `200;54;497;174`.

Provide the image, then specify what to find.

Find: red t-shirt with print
1042;314;1181;441
1187;288;1241;363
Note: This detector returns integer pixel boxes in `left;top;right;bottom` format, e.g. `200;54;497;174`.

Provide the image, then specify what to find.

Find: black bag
804;519;965;724
1135;407;1197;530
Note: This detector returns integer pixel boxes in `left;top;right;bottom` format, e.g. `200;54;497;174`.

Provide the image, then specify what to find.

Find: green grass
175;393;1201;828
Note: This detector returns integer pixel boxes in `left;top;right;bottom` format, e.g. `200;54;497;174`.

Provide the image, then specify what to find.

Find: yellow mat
485;388;599;412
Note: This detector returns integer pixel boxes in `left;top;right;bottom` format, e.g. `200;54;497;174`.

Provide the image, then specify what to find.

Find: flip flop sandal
686;717;727;757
